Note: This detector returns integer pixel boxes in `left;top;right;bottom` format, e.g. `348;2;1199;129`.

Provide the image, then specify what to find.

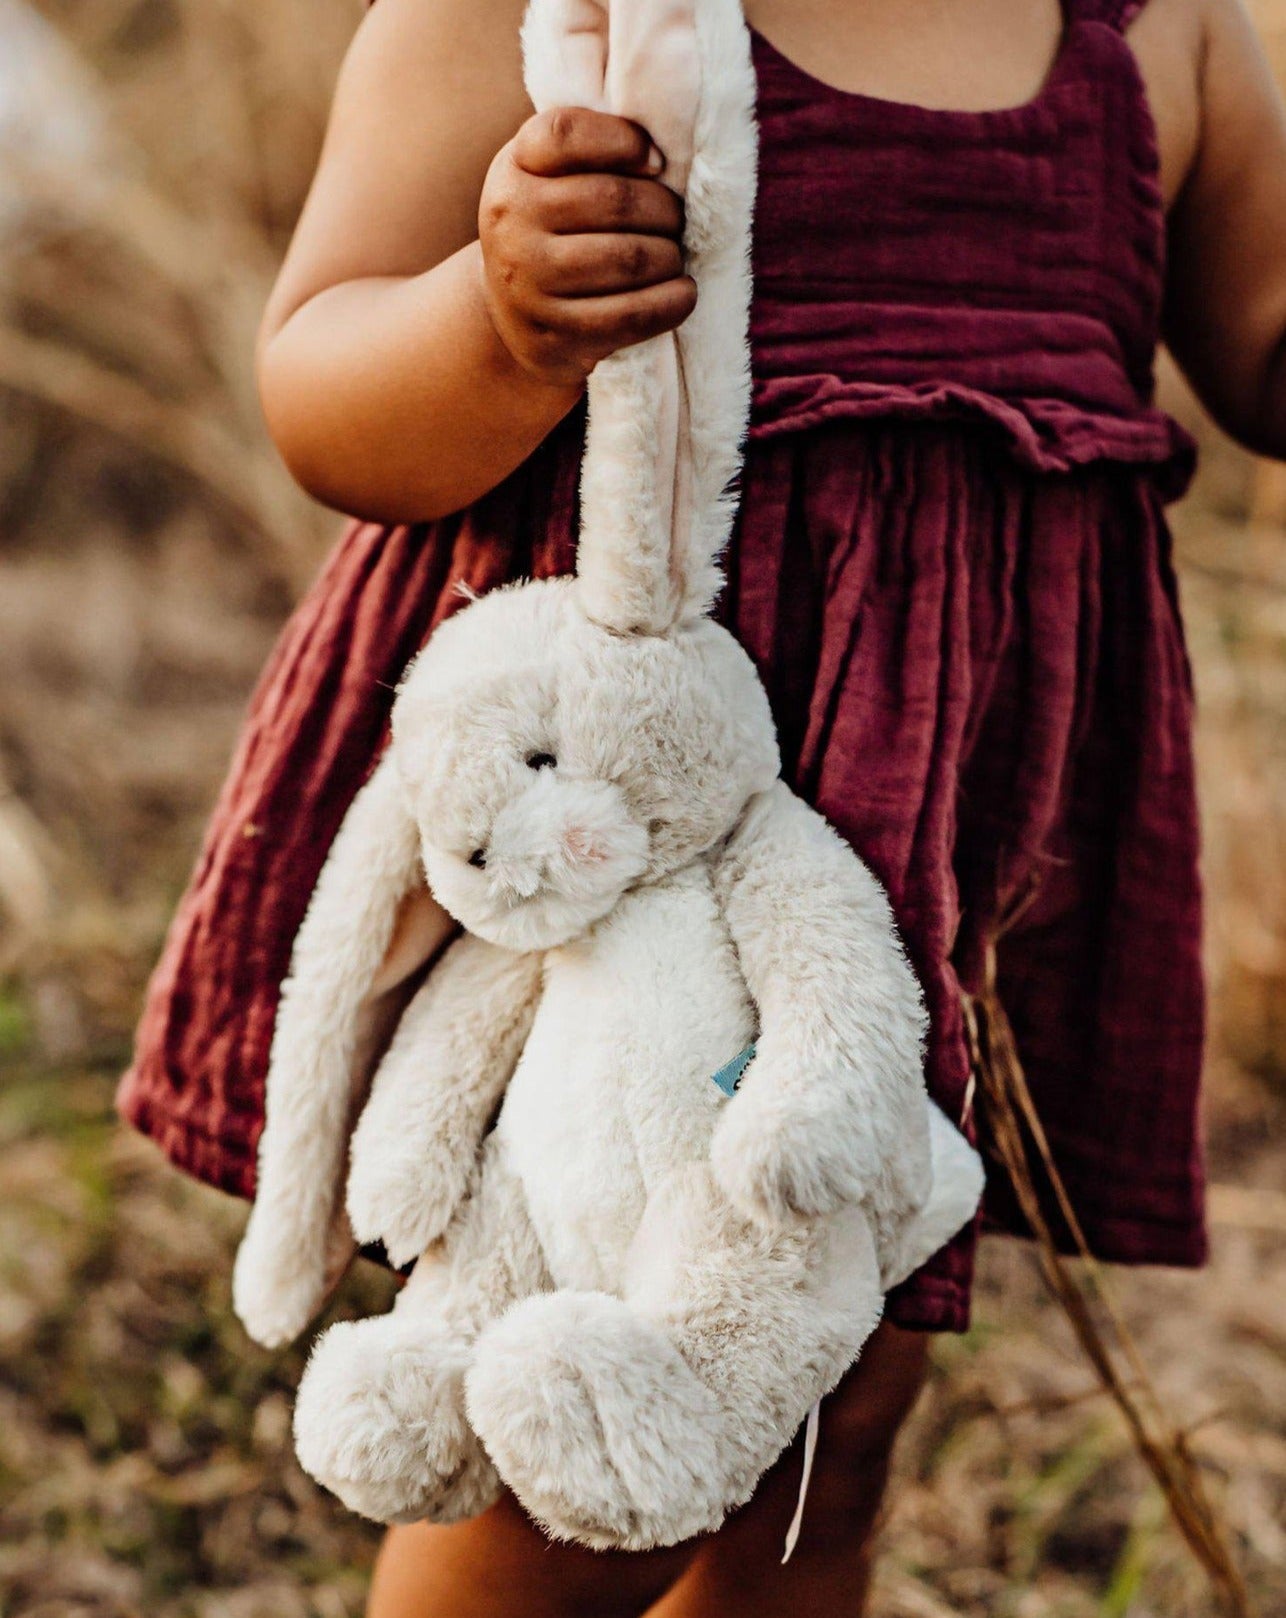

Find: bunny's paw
710;1070;881;1227
466;1292;731;1550
232;1217;326;1349
295;1317;499;1525
346;1137;467;1269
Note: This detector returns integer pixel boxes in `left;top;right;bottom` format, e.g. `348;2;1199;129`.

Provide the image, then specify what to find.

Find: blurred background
0;1;1282;1614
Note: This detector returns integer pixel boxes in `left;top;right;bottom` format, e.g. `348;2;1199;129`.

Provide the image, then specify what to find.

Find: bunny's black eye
468;848;487;869
527;752;557;770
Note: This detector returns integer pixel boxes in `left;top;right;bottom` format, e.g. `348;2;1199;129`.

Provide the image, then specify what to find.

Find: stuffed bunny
232;0;984;1551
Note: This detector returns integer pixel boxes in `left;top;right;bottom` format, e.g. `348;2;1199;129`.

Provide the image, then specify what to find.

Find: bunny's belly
493;865;755;1291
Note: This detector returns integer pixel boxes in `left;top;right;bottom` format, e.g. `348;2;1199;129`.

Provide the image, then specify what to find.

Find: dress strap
1067;0;1149;30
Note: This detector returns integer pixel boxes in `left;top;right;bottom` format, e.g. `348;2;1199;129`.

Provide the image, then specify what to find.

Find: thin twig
964;975;1254;1617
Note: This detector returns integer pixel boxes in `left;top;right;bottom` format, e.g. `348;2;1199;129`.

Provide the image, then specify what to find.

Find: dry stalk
4;0;348;593
963;968;1255;1617
0;324;297;543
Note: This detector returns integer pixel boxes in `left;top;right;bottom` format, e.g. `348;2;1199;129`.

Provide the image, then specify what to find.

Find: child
119;0;1286;1613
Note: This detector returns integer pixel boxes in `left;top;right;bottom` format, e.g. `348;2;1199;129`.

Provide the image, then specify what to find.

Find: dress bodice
746;0;1193;486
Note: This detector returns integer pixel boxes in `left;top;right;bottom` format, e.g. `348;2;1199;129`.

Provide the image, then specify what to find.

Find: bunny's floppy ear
234;755;455;1346
522;0;757;634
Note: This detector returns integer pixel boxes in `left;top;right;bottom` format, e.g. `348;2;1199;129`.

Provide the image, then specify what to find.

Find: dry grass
0;1;1283;1614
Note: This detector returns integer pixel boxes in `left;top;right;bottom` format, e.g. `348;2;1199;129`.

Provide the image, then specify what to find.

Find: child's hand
479;107;697;386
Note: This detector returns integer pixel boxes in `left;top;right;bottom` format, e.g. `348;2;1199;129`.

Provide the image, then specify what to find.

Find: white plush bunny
232;0;984;1550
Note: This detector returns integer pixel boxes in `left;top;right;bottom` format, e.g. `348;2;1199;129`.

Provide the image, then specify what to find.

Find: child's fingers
537;233;684;297
533;172;684;239
534;277;699;354
514;107;664;180
479;112;695;385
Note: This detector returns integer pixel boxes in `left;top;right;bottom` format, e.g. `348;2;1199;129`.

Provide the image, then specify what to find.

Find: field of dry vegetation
1;1;1283;1614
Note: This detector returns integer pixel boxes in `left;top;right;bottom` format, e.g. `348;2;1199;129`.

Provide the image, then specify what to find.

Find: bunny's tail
881;1105;985;1293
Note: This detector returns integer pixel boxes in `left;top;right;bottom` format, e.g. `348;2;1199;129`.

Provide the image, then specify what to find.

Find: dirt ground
1;1026;1282;1617
1;2;1284;1615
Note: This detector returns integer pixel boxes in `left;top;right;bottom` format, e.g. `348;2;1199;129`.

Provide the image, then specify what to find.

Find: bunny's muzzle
423;771;650;952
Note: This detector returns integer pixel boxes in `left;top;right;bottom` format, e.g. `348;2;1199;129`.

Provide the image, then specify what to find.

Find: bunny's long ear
522;0;757;634
237;755;453;1331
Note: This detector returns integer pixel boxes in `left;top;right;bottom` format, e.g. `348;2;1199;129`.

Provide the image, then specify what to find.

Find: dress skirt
120;408;1208;1333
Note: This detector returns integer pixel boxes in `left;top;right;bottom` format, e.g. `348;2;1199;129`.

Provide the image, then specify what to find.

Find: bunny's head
387;575;777;953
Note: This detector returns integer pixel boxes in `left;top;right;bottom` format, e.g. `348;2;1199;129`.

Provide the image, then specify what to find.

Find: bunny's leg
465;1166;883;1551
295;1138;549;1527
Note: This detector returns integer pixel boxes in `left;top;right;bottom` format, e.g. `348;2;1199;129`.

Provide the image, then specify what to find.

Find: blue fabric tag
711;1043;757;1097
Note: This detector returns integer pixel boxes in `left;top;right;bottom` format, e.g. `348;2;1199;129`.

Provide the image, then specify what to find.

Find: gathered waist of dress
746;296;1197;497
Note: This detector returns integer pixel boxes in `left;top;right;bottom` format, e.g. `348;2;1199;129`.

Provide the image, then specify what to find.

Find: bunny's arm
233;756;446;1348
346;934;542;1267
709;781;932;1229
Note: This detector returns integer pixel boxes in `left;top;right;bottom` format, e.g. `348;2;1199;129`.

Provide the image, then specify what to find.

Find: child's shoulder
1122;0;1206;206
1080;0;1272;214
263;0;533;342
350;0;530;108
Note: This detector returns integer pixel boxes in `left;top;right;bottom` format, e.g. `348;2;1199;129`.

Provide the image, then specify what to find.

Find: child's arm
1165;0;1286;458
257;0;694;523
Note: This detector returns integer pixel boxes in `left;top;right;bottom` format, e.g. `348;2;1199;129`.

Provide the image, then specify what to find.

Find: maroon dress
119;0;1206;1333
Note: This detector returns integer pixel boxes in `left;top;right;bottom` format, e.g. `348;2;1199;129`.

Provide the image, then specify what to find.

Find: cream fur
237;0;986;1549
346;936;543;1267
275;574;982;1545
526;0;755;632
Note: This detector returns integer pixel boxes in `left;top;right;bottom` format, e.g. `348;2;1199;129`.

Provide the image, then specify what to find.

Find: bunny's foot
466;1291;732;1550
295;1316;499;1525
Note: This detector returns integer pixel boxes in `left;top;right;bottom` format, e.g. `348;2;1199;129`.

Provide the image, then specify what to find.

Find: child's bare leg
364;1320;925;1618
368;1495;696;1618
